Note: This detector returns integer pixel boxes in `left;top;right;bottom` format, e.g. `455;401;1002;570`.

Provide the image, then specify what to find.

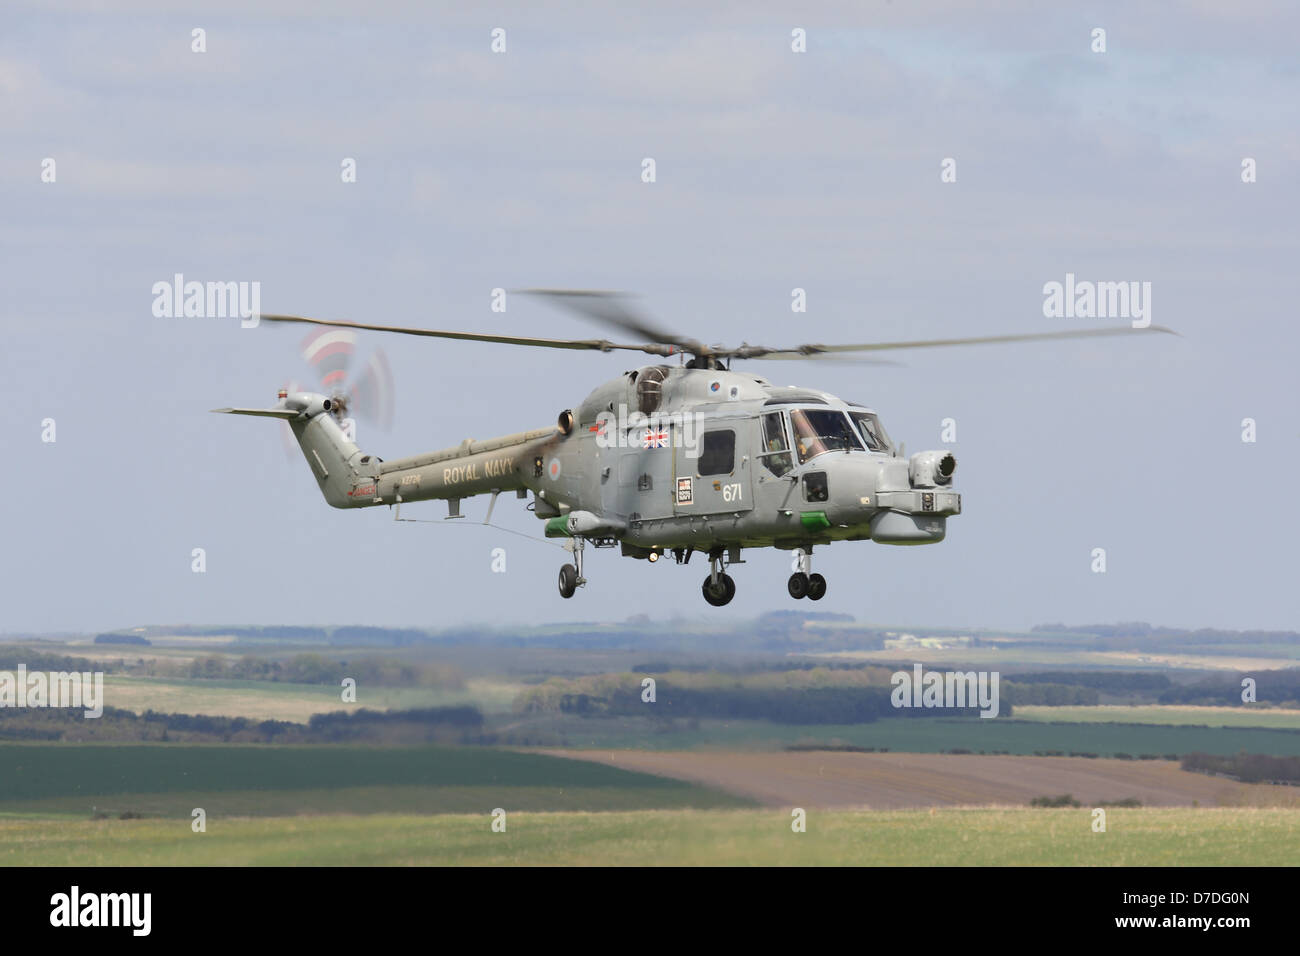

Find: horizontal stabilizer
211;407;300;419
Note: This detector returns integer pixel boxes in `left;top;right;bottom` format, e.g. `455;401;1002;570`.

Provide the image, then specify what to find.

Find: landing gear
702;572;736;606
558;563;578;599
701;550;737;606
788;550;828;601
557;537;586;599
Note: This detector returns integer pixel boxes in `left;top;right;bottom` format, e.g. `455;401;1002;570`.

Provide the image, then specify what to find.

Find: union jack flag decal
642;427;670;449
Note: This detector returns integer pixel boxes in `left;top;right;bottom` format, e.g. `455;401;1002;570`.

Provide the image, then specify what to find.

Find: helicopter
215;291;1172;606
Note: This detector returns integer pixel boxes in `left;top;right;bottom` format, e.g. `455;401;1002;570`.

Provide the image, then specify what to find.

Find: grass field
1014;705;1300;729
0;744;750;819
811;647;1300;671
505;714;1300;756
1;807;1294;865
100;675;522;721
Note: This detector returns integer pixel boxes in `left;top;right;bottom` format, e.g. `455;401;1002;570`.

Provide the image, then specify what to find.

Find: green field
100;675;522;721
503;714;1300;757
1;807;1295;866
1014;705;1300;729
0;744;750;819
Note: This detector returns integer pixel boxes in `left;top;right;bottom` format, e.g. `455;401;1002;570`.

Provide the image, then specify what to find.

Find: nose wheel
788;549;827;600
557;536;586;599
558;563;579;598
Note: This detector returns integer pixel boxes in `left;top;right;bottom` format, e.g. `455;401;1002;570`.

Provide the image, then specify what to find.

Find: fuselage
288;365;959;556
527;365;959;553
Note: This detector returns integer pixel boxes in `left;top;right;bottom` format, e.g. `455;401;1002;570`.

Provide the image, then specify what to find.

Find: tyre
703;572;736;607
787;572;810;600
558;563;578;599
807;573;827;601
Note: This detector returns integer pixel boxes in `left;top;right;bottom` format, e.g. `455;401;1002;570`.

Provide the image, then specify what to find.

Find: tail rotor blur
275;330;396;460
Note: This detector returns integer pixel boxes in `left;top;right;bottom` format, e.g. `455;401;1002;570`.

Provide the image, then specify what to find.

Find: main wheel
558;563;578;599
807;573;827;601
702;572;736;606
787;572;810;600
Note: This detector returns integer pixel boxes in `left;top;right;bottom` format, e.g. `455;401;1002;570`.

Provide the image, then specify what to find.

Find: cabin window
758;412;793;477
698;429;736;476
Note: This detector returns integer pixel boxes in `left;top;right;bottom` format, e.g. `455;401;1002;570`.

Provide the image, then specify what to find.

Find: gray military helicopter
216;291;1171;606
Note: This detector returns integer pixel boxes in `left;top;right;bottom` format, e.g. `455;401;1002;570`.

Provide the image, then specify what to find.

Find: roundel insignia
547;457;561;480
709;380;721;394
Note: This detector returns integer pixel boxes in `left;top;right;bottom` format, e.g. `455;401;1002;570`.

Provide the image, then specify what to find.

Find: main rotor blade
515;289;707;355
733;324;1177;359
258;313;676;356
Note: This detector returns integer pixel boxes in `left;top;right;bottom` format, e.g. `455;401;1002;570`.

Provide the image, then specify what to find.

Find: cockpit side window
758;412;793;477
848;411;893;454
789;408;864;463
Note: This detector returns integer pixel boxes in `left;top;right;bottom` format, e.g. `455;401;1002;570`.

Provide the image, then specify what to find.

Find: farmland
0;744;750;819
1;807;1295;866
546;750;1300;809
496;713;1300;757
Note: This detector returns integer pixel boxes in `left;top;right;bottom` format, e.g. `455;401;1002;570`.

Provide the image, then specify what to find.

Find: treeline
554;686;996;722
0;646;463;689
178;653;462;689
0;646;103;672
306;707;482;741
1158;670;1300;708
1181;752;1300;784
517;669;894;714
1000;682;1098;706
518;669;1108;717
0;704;484;744
94;633;150;645
518;673;1006;723
1008;671;1172;693
1033;622;1300;643
99;625;434;646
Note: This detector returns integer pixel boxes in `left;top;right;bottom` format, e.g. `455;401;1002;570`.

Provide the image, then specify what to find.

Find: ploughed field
544;750;1300;809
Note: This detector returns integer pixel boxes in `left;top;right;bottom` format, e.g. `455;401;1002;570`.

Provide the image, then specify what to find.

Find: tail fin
214;392;379;508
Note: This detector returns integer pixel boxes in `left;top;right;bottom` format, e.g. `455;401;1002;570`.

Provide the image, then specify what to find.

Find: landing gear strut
788;549;827;601
558;537;586;599
701;550;736;606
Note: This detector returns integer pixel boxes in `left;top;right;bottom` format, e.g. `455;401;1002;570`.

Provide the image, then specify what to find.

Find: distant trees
178;653;462;689
1181;752;1300;784
1001;682;1099;706
518;671;1006;723
94;633;151;645
0;704;485;744
1159;670;1300;708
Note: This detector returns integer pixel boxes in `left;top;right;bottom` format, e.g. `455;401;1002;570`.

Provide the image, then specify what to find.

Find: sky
3;1;1298;634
